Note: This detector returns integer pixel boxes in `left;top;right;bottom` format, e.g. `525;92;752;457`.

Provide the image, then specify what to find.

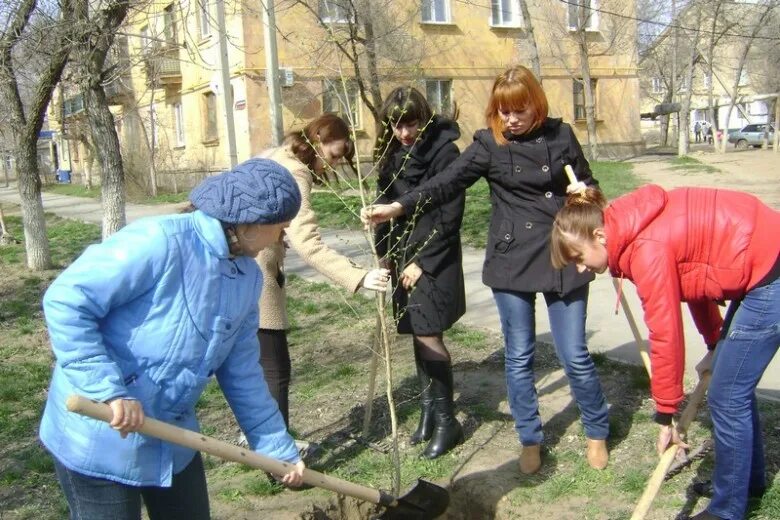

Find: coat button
545;191;553;198
515;166;522;173
525;222;533;229
504;233;511;240
542;165;549;172
536;137;543;143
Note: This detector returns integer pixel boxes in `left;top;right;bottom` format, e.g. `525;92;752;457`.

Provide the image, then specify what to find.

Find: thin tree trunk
361;12;384;135
720;2;774;152
517;0;541;80
678;10;702;156
774;99;779;153
577;2;597;160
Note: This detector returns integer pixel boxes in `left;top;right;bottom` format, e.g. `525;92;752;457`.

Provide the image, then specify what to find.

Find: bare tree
0;0;72;270
676;5;703;156
516;0;541;79
71;0;130;237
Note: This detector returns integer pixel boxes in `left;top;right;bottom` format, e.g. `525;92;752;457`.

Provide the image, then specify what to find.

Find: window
651;77;663;94
703;72;712;90
163;4;178;45
202;92;218;142
199;0;212;38
568;0;600;31
422;0;451;24
738;69;749;86
425;79;452;115
139;25;150;52
319;0;350;23
573;79;597;120
173;101;186;147
679;75;690;92
322;80;362;130
491;0;522;28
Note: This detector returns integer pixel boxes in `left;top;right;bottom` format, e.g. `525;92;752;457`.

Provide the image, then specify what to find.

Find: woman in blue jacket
39;158;305;519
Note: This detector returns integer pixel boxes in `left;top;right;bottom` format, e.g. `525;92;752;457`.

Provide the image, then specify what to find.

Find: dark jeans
707;276;780;520
258;328;291;427
53;453;210;520
492;285;609;445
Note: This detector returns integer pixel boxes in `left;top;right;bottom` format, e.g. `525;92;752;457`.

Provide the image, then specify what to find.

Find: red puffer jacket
605;184;780;414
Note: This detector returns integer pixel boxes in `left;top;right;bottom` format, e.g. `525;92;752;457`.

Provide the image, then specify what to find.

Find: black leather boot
410;347;434;445
422;360;464;459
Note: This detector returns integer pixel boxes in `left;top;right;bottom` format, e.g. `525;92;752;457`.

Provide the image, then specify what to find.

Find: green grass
42;184;189;205
667;156;720;174
591;161;642;200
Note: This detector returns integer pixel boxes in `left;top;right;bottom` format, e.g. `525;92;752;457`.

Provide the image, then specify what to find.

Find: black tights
413;334;451;362
258;329;291;428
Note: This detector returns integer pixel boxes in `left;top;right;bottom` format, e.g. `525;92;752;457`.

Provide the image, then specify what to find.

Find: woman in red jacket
550;185;780;520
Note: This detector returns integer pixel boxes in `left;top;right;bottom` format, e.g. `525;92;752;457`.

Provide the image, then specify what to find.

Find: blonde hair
550;187;608;269
486;66;548;145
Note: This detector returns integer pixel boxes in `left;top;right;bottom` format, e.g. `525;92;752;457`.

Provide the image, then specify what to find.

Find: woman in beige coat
256;113;389;448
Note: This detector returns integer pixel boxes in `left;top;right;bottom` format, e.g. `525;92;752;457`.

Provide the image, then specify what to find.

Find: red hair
485;66;548;145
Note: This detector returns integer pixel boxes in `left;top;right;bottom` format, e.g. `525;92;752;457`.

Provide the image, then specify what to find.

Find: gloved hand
362;268;390;292
566;181;588;195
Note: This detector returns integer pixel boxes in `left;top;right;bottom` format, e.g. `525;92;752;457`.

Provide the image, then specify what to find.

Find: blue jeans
492;285;609;445
53;453;210;520
707;276;780;520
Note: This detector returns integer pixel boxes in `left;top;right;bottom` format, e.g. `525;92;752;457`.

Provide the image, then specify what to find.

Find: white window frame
173;101;186;147
319;0;351;24
703;71;712;90
650;77;663;94
421;0;451;24
573;78;597;121
139;25;150;52
738;69;749;87
163;3;178;45
490;0;523;28
199;0;212;38
568;0;600;32
322;79;362;130
425;79;453;115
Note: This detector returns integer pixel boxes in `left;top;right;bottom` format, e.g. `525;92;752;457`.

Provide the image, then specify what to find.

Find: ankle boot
586;438;608;470
519;444;542;475
422;360;464;459
410;350;434;445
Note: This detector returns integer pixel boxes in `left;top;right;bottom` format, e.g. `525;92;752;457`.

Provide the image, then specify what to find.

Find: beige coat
256;146;367;330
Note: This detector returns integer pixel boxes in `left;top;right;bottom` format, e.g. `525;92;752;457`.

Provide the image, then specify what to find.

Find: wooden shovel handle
66;395;393;506
630;373;711;520
564;164;578;185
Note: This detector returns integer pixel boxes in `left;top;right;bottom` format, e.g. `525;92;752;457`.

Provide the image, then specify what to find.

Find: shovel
66;395;448;519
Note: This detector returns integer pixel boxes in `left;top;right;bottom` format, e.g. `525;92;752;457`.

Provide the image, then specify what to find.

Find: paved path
1;154;778;399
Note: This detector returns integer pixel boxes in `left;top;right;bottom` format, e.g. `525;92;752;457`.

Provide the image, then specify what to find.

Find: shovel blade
376;479;449;520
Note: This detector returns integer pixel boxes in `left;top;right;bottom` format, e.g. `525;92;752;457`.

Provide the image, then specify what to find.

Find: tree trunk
74;0;129;238
517;0;541;81
16;142;51;268
774;99;779;153
577;3;597;160
678;10;702;156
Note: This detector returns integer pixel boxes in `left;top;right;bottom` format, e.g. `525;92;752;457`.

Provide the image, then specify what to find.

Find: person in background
255;113;389;456
40;158;306;519
551;185;780;520
362;66;610;474
373;87;466;458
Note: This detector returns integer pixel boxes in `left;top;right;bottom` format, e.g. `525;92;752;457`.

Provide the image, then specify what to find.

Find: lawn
2;206;779;519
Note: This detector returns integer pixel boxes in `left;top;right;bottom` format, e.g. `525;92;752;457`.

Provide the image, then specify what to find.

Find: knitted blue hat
190;158;301;225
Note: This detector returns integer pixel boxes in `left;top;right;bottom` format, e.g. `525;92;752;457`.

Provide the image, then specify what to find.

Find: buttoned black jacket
396;117;597;295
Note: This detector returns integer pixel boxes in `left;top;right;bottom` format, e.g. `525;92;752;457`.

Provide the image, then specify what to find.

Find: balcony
103;77;132;105
144;46;182;86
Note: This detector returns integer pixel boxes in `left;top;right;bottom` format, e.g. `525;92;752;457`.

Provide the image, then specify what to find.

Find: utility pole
216;0;238;168
262;0;284;146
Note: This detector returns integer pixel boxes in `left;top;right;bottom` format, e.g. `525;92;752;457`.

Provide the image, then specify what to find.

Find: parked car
727;123;775;149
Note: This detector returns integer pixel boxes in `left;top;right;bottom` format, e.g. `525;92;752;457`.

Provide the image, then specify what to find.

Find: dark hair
486;66;549;145
373;87;435;171
284;113;355;181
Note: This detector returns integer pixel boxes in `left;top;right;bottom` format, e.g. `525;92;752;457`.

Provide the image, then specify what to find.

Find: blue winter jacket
39;210;299;487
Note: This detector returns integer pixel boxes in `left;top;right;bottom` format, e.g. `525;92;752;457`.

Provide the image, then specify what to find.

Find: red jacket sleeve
629;241;686;414
687;300;723;347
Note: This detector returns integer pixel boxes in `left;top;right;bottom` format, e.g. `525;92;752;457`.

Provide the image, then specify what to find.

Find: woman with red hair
362;66;609;474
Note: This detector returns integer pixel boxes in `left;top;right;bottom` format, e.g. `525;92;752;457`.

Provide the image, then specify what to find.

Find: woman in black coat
364;68;609;473
373;87;466;459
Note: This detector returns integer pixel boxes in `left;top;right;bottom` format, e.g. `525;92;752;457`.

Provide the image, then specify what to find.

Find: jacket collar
192;210;231;259
503;117;562;142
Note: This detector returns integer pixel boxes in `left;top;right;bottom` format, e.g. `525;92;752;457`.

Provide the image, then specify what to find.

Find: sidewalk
2;182;778;398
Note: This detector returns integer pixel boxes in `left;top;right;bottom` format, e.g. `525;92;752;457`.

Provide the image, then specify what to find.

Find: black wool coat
375;116;466;335
396;117;597;295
